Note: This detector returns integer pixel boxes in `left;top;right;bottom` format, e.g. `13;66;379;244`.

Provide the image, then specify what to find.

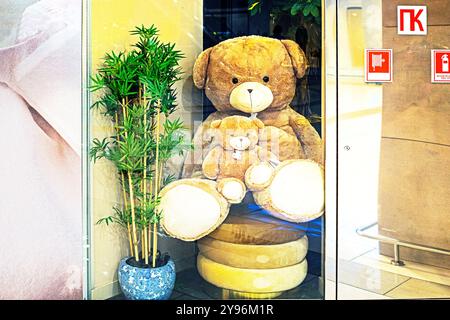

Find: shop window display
89;0;325;300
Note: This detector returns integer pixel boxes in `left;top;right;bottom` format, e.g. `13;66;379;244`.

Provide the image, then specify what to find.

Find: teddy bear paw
245;162;275;191
158;179;230;241
217;178;246;204
252;159;324;223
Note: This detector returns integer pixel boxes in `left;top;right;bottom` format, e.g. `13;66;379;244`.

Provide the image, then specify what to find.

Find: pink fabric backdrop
0;0;82;299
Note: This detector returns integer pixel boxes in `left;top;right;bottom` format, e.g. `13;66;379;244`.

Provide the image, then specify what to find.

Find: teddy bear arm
202;147;222;180
255;146;279;164
289;111;323;165
182;113;226;178
182;123;206;178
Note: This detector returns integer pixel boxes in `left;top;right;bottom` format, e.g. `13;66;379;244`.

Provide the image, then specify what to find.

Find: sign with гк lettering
397;5;427;35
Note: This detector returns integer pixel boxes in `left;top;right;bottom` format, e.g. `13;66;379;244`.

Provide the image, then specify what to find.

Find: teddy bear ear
252;118;265;129
210;119;222;129
281;39;308;79
193;47;213;89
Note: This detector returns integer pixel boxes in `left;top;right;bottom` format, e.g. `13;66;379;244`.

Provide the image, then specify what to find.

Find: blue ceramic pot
118;257;176;300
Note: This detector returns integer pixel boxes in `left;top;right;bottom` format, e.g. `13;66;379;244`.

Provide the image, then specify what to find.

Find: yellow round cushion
208;213;306;245
198;236;308;269
197;254;308;293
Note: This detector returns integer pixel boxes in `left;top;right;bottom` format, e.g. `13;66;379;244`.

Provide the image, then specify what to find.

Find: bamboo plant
90;25;190;267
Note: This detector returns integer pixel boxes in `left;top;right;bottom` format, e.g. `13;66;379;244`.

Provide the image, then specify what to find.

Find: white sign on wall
397;5;427;35
432;50;450;83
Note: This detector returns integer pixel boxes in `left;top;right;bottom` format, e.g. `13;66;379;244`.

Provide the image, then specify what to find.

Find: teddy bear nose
247;89;253;94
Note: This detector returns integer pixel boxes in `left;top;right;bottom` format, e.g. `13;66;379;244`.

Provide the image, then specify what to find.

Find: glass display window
86;0;326;300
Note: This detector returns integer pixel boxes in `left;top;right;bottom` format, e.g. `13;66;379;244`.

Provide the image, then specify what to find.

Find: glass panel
88;0;325;300
324;0;337;300
337;0;450;299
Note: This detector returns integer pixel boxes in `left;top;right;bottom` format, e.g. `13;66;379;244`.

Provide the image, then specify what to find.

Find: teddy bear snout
229;136;251;151
229;82;274;114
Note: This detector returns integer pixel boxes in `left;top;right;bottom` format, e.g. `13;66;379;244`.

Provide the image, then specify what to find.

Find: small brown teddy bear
202;116;278;204
202;115;275;181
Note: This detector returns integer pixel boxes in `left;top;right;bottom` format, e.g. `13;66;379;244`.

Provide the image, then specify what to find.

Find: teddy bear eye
232;77;239;84
263;76;270;83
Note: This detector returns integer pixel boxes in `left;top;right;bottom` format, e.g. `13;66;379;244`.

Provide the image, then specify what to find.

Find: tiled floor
337;283;388;300
338;259;409;295
353;248;450;287
385;278;450;299
340;247;450;299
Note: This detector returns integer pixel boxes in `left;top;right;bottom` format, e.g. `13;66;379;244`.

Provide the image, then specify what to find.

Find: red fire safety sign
365;49;393;83
397;5;427;35
432;50;450;83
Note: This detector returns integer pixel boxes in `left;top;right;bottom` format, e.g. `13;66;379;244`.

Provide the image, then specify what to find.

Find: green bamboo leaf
291;2;301;15
303;6;311;16
311;6;320;17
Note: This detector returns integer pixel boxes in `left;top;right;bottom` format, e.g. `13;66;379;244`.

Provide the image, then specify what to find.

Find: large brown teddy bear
159;36;324;241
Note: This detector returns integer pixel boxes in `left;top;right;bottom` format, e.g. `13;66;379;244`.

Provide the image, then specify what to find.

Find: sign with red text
365;49;393;83
432;50;450;83
397;5;427;35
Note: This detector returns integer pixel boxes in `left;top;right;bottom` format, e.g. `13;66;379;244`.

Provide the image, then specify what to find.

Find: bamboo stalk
115;112;133;257
142;84;149;265
121;173;133;256
152;102;161;268
120;97;140;261
128;172;140;261
143;226;148;265
122;98;128;119
141;230;145;258
158;163;164;189
126;223;133;257
122;99;139;261
147;108;155;259
148;227;152;255
152;223;157;267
